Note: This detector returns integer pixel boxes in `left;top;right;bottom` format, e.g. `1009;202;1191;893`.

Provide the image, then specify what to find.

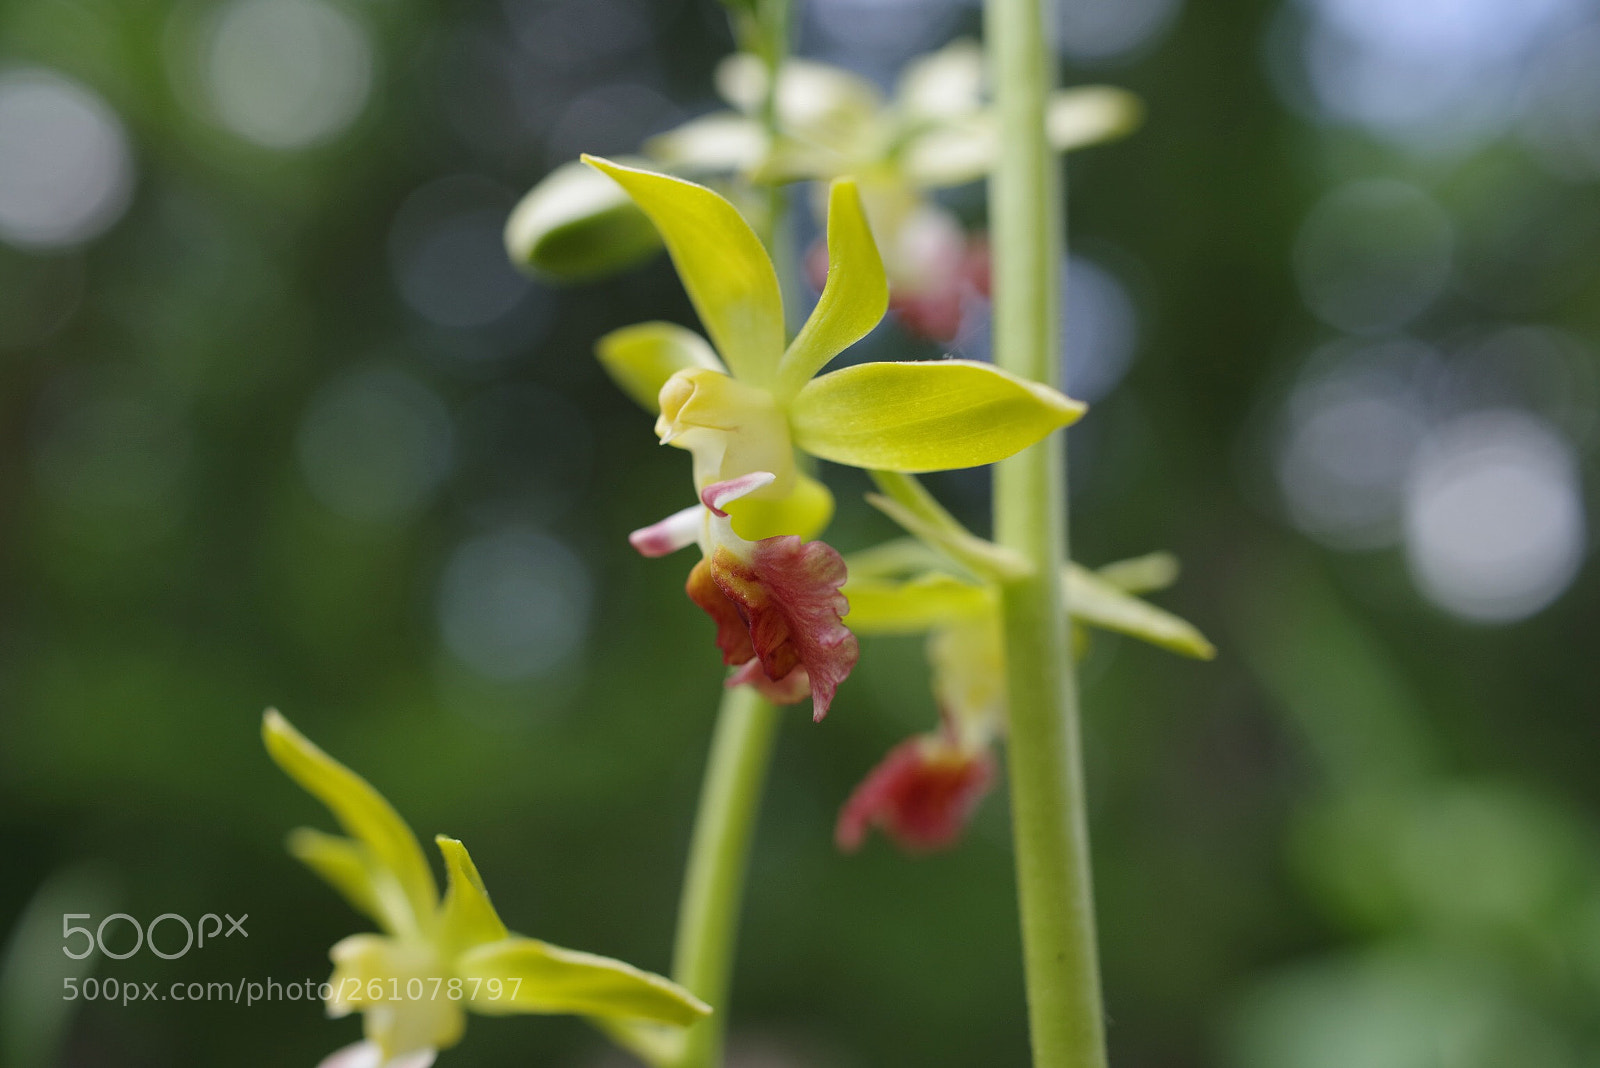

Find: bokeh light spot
203;0;373;149
0;68;133;250
1403;411;1585;623
438;527;592;681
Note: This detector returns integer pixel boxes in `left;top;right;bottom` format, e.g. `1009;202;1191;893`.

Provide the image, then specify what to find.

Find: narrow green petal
900;86;1143;189
842;573;994;635
896;39;984;122
1063;564;1215;659
505;159;663;282
841;536;948;581
286;828;386;929
456;937;711;1025
582;156;784;386
1095;551;1180;594
776;179;888;397
597;322;726;413
644;112;765;175
261;711;437;930
435;837;509;954
791;360;1085;472
1048;86;1143;153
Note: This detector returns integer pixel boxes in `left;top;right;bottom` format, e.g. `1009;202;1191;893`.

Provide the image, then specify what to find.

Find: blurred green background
2;0;1598;1065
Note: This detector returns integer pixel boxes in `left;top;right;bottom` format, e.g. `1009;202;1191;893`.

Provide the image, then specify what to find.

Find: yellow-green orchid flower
834;477;1215;851
584;155;1084;718
261;711;709;1068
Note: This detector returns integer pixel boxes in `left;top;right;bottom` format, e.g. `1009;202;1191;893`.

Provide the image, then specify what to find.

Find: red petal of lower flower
710;537;857;721
835;734;996;853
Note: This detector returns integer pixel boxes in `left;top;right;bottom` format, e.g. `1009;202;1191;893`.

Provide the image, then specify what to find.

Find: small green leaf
777;179;888;397
597;322;726;413
435;837;509;953
583;156;784;386
457;937;711;1025
285;828;388;931
505;159;663;282
791;359;1085;471
1064;564;1215;659
842;572;993;634
262;711;438;932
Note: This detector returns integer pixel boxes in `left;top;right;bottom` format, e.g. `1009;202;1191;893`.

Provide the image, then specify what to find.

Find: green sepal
597;322;726;413
262;710;438;933
505;159;664;281
435;836;509;954
791;360;1085;472
777;178;888;397
583;155;784;387
1064;563;1215;660
456;937;711;1025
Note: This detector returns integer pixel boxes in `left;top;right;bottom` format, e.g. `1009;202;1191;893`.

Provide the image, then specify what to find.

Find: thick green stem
670;685;781;1068
985;0;1108;1063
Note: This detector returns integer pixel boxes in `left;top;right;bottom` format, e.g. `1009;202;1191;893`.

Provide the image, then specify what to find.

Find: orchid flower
261;711;709;1068
509;43;1139;341
833;476;1215;852
581;156;1085;719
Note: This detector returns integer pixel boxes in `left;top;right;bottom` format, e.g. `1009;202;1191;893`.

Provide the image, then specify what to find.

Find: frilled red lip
685;535;857;721
835;733;996;853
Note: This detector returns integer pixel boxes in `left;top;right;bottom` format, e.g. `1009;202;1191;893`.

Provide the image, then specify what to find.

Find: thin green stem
985;0;1108;1062
669;685;782;1068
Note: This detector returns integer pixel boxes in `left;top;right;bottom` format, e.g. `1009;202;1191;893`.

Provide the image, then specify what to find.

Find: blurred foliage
0;0;1596;1066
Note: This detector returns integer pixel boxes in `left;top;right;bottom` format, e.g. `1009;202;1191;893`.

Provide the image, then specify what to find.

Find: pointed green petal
1049;86;1143;153
791;360;1085;472
506;159;664;282
456;937;711;1025
286;828;386;929
1063;564;1215;659
435;837;509;953
901;86;1142;189
776;179;888;397
842;572;994;635
261;711;437;931
582;156;784;386
644;112;765;174
597;322;726;413
1095;551;1180;594
841;536;948;581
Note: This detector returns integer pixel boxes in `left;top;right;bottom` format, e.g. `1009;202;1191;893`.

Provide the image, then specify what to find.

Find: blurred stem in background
986;0;1108;1062
670;686;781;1068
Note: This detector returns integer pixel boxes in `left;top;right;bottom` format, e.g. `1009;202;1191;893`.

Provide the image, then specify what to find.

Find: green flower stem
669;685;781;1068
985;0;1108;1062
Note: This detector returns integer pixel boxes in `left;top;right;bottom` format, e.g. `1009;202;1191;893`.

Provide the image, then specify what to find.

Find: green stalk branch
669;685;781;1068
985;0;1108;1062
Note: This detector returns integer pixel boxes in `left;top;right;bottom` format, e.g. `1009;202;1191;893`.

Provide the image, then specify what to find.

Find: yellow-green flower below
261;711;709;1068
